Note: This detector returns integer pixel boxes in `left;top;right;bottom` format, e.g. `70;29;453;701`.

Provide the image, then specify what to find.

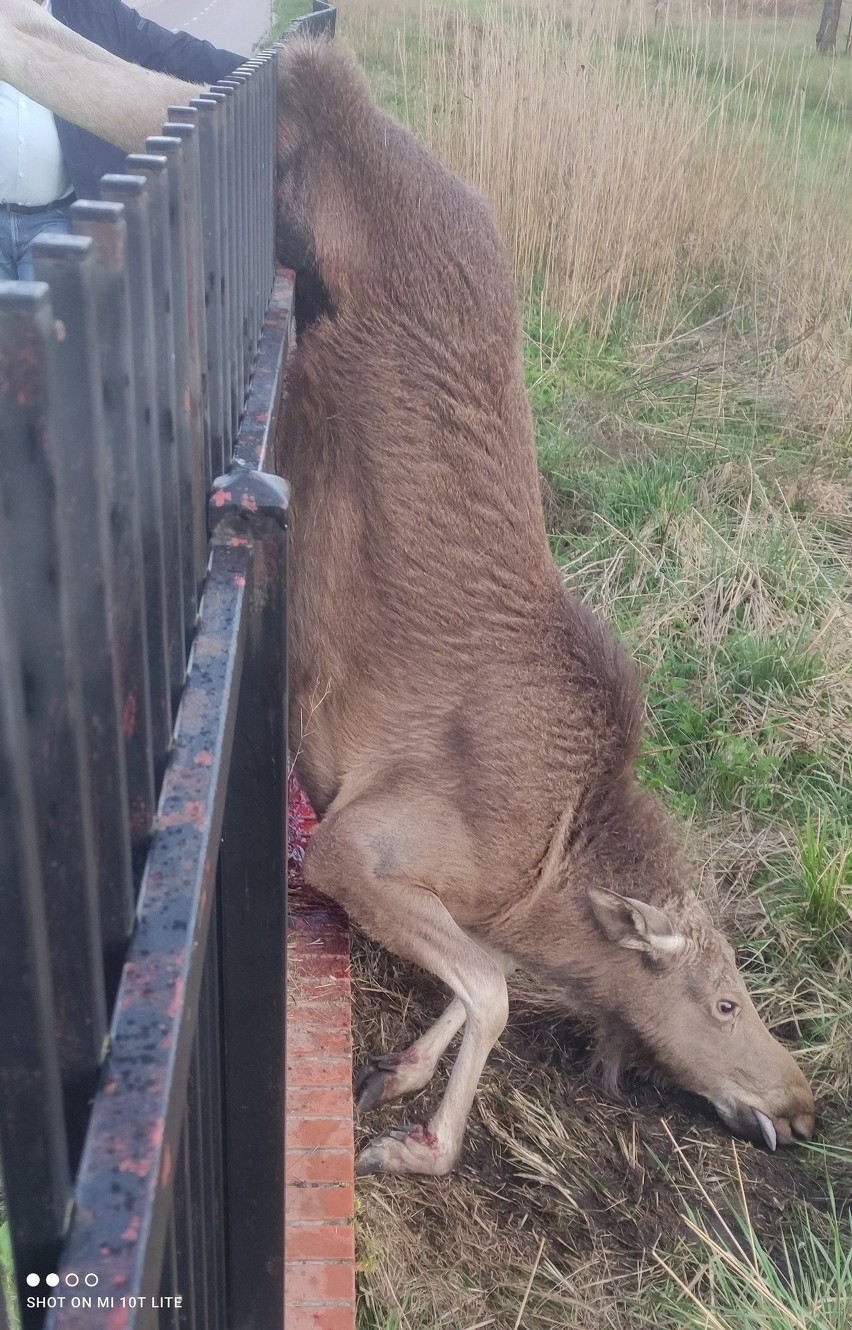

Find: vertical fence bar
159;1216;181;1330
209;84;240;439
99;174;173;784
172;1121;195;1330
264;58;274;303
249;62;267;356
227;76;238;439
70;201;157;904
187;96;226;484
187;1040;209;1330
196;90;232;465
229;75;249;399
263;59;273;304
266;57;277;288
236;67;255;371
225;78;243;435
253;60;274;329
260;57;270;299
203;895;227;1330
145;134;203;650
32;236;132;1031
267;56;277;286
245;65;260;357
0;295;72;1313
221;74;251;397
41;241;129;1147
212;473;288;1330
164;115;211;559
267;56;277;293
124;152;187;716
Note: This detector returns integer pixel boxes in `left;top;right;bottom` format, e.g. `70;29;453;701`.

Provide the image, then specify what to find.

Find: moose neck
497;779;693;986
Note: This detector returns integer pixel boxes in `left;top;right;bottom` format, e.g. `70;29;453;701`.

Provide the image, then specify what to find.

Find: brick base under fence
286;778;357;1330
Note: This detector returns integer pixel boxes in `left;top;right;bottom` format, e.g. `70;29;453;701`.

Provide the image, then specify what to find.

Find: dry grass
352;935;851;1330
346;0;852;436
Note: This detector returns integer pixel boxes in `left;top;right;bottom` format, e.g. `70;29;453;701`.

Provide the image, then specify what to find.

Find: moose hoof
355;1051;424;1112
355;1123;456;1177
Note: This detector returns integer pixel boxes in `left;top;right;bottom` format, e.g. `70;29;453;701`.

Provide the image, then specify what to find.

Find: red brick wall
286;780;356;1330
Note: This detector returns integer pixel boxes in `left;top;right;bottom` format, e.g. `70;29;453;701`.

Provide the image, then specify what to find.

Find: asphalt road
135;0;272;58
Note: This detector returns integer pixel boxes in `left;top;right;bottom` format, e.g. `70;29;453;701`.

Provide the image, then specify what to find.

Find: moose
0;0;815;1175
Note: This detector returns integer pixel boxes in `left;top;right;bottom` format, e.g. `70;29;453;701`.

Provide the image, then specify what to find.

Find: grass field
311;0;852;1326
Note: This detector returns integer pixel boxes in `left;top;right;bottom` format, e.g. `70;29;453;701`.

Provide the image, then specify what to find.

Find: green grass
0;1222;18;1330
653;1176;852;1330
357;1296;413;1330
262;0;315;45
631;1131;852;1330
527;289;852;861
797;814;852;936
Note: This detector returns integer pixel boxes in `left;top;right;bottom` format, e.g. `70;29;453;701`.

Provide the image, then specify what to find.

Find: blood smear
288;772;318;885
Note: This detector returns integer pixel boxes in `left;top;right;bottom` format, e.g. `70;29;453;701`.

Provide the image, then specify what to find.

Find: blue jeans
0;202;74;280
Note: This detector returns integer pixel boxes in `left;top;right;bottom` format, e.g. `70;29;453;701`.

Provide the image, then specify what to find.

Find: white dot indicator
85;1273;99;1287
46;1274;60;1288
26;1274;40;1287
65;1273;79;1287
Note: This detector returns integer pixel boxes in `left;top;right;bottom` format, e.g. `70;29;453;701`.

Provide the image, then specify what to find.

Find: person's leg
0;210;18;279
16;204;73;281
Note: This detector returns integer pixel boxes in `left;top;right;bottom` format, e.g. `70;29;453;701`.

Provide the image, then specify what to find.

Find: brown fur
276;38;814;1173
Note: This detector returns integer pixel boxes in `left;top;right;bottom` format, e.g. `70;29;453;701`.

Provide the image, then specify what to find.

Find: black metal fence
0;5;335;1329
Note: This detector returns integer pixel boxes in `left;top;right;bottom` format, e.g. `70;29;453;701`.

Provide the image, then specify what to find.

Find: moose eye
717;1000;738;1017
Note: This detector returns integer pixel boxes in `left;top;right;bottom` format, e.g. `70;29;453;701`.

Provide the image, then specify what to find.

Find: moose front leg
356;997;468;1112
357;941;516;1111
306;796;509;1177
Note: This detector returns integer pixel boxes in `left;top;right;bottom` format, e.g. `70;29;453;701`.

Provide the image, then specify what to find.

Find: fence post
211;466;289;1330
70;200;157;902
162;116;211;504
122;152;188;717
0;480;71;1327
99;173;174;784
144;133;206;649
32;234;132;1034
0;284;85;1321
205;83;239;444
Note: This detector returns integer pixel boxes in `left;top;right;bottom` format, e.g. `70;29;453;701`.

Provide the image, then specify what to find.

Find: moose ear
587;886;684;957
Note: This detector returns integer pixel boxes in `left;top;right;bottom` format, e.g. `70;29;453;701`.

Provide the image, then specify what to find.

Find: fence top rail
44;270;294;1330
45;539;251;1323
285;0;337;38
